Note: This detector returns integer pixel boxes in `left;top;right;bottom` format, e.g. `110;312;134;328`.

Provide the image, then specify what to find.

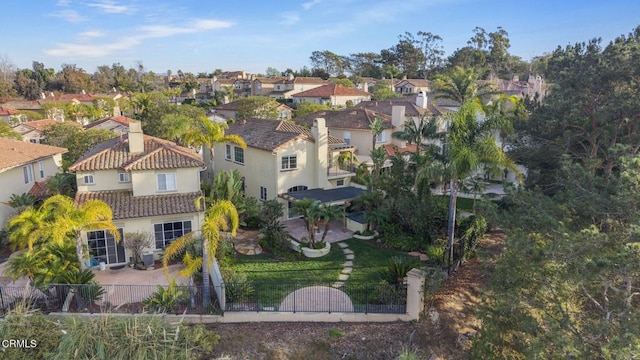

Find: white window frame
336;179;345;187
82;174;94;185
281;155;297;171
157;173;177;192
23;165;34;184
233;146;245;165
260;186;267;201
38;161;45;179
343;131;351;145
376;130;387;143
225;144;231;160
118;171;130;183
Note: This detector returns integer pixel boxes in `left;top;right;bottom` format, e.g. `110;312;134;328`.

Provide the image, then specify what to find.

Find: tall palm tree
162;199;238;308
369;117;386;190
182;116;246;172
391;115;441;158
432;67;516;272
41;195;120;268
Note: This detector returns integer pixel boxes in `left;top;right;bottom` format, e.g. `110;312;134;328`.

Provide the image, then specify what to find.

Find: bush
425;244;445;263
222;269;255;303
379;234;428;252
143;280;188;312
380;256;421;285
259;221;291;255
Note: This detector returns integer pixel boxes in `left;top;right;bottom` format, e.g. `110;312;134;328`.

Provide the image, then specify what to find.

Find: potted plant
292;199;343;257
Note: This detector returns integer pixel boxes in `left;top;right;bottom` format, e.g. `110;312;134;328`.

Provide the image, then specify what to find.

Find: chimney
287;73;294;81
392;106;407;147
415;91;428;109
113;106;121;117
312;118;329;188
128;120;145;154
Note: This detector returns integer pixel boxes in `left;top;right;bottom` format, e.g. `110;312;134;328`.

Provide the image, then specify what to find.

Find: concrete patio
283;218;354;243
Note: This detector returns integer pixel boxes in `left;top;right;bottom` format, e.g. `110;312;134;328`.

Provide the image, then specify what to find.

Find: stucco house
212;100;293;121
0;138;67;228
13;119;81;143
0;106;19;123
68;120;206;267
394;78;431;95
213;118;361;219
83;115;134;135
292;84;371;107
268;75;329;100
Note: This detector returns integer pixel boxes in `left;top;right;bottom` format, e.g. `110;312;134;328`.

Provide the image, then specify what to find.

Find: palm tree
392;115;442;161
47;172;77;197
162;199;238;308
432;67;516;272
6;206;50;250
41;195;120;268
317;204;344;243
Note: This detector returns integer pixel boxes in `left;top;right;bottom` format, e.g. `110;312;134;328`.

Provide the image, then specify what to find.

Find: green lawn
436;195;477;212
227;239;417;308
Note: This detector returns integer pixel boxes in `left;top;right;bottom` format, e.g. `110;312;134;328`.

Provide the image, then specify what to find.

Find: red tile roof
17;119;81;132
294;108;393;131
0;106;19;116
68;134;204;172
28;179;50;198
75;190;203;220
292;84;371;98
0;138;67;171
383;143;419;157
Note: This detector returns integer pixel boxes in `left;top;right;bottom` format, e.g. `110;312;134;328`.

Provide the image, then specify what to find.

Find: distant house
213;118;360;219
12;119;81;143
292;84;371;106
268;75;329;100
68;120;206;267
0;138;67;228
212;100;293;121
84;115;134;135
394;78;431;95
0;106;19;123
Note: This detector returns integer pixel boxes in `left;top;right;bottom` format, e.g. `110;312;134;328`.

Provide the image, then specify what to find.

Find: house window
118;171;130;183
23;165;33;184
154;221;192;249
225;144;232;160
281;155;297;170
38;161;45;179
82;174;94;185
157;173;177;191
234;147;244;164
376;131;387;143
29;139;37;144
260;186;267;201
343;131;351;145
336;179;345;187
87;228;125;265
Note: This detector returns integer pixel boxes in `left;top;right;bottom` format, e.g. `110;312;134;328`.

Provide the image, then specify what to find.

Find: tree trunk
202;236;211;309
76;232;87;269
446;177;458;275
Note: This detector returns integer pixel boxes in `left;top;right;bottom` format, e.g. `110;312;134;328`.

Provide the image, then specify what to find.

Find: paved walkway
332;241;354;288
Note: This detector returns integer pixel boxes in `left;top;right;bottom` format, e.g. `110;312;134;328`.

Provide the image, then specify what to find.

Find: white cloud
56;0;73;6
51;9;86;23
279;12;300;25
45;18;235;58
302;0;321;10
78;30;105;38
86;0;132;14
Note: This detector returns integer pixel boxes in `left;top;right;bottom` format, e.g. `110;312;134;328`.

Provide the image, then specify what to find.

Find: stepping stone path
332;241;354;288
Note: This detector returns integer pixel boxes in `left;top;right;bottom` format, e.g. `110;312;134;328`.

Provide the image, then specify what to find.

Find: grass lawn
227;239;418;308
435;195;478;212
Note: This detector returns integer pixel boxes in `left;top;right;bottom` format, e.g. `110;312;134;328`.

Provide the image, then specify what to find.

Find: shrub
143;280;188;313
259;221;290;255
222;269;255;303
379;234;427;252
425;244;445;263
0;313;63;360
380;256;421;285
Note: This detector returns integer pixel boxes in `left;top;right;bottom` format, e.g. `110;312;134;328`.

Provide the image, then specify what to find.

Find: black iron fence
0;281;407;315
224;281;407;314
0;283;223;315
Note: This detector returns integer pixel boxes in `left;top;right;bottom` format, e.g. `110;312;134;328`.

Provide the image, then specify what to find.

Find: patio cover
279;186;367;204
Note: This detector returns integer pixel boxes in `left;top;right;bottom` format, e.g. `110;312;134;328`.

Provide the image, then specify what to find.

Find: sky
3;0;640;75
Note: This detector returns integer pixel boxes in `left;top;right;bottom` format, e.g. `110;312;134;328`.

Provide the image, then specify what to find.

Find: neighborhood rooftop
0;138;67;172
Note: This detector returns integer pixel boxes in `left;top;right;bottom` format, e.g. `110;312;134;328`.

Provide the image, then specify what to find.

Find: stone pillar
406;268;427;320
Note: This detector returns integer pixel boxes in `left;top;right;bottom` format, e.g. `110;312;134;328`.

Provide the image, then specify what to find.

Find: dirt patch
207;231;506;360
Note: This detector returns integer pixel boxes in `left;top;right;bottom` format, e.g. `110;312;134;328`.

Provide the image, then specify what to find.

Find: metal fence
0;283;223;315
0;281;407;315
224;282;407;314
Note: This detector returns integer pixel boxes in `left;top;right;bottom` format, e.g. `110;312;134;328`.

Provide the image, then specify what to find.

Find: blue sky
4;0;640;75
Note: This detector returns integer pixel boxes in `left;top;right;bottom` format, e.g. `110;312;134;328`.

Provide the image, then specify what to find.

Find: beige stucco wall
76;169;134;193
131;168;201;196
329;95;371;106
329;128;390;156
213;144;277;201
0;203;17;230
275;139;317;195
0;156;62;203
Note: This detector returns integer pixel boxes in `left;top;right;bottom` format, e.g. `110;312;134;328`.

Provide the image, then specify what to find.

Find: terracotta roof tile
292;84;371;98
15;119;81;132
28;179;50;198
0;106;19;116
383;143;418;157
294;108;393;131
0;138;67;171
68;134;204;172
75;190;203;220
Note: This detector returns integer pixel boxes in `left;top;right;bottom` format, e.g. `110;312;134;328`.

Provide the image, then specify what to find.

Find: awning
279;186;368;204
